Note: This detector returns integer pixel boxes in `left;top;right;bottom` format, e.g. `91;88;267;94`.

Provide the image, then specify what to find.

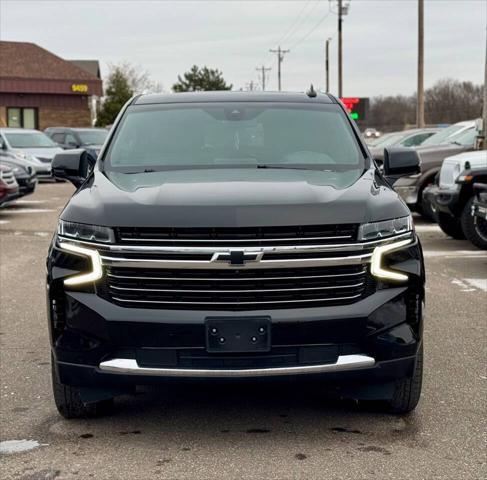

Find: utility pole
325;38;332;92
256;65;272;91
482;25;487;149
417;0;425;128
338;0;343;97
269;46;290;91
246;80;256;91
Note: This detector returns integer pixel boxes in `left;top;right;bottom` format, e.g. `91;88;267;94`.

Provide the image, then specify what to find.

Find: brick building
0;41;103;130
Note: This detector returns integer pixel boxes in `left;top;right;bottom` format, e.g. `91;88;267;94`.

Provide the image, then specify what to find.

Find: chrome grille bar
108;282;365;294
106;268;367;281
111;293;363;306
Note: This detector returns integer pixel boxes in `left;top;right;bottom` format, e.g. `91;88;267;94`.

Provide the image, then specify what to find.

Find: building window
7;107;38;129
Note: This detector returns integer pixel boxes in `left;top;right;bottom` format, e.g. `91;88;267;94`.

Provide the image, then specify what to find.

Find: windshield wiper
256;165;326;171
124;168;156;174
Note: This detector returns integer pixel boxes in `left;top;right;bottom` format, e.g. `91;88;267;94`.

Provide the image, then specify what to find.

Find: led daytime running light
60;242;103;286
371;239;412;282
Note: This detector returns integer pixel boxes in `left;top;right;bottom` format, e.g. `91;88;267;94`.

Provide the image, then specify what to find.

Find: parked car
0;128;63;180
0;151;37;197
369;128;440;161
45;127;108;159
0;164;19;206
423;150;487;248
418;120;476;148
393;125;479;219
48;91;425;418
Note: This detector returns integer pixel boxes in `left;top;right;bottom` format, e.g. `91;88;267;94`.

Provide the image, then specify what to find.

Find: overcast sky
1;0;485;97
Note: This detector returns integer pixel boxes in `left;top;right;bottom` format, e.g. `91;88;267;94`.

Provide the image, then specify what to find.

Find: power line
275;0;314;46
287;9;332;51
279;0;322;47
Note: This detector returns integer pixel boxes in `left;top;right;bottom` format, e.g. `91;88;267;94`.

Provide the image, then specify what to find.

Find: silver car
0;128;64;180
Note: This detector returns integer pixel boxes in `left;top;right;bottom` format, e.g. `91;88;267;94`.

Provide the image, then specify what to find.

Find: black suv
47;92;425;418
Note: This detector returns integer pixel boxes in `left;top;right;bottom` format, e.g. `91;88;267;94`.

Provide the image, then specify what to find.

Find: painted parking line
13;199;47;205
451;278;487;293
0;208;55;214
464;278;487;292
423;250;487;258
414;224;442;233
0;220;10;225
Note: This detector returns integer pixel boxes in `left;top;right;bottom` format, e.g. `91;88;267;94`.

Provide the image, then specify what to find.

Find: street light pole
483;25;487;149
417;0;425;128
338;0;343;97
325;38;331;92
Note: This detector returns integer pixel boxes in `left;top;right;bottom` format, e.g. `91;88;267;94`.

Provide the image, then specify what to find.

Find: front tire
461;197;487;250
386;344;423;414
437;211;465;239
51;357;113;419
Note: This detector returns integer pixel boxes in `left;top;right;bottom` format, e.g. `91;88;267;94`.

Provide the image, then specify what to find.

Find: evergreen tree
96;67;134;127
172;65;232;92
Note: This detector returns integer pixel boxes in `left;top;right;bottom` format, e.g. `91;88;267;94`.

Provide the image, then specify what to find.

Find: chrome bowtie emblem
211;251;263;266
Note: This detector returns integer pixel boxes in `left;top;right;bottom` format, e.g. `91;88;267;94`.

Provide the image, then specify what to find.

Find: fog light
59;242;103;286
371;239;412;282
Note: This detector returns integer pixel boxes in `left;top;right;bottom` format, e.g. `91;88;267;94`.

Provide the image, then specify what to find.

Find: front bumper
49;285;424;388
48;233;425;389
423;184;461;216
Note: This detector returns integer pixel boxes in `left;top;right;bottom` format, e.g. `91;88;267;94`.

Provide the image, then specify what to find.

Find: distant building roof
0;41;102;96
70;60;101;79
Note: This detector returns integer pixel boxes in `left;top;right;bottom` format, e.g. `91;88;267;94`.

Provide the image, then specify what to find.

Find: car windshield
421;124;467;147
4;131;58;148
77;129;108;146
370;132;407;148
448;127;476;146
105;103;364;173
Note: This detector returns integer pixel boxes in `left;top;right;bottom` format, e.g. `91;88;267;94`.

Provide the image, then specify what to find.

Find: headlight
16;150;27;159
58;220;115;243
371;238;412;282
59;242;103;286
358;216;413;241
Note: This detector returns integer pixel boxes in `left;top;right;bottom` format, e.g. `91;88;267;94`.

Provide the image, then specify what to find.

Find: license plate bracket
205;317;271;353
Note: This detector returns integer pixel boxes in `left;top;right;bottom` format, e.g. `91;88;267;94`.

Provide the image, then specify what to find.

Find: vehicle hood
14;147;64;159
61;168;409;228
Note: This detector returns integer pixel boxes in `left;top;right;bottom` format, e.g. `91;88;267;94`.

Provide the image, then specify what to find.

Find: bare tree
108;61;164;95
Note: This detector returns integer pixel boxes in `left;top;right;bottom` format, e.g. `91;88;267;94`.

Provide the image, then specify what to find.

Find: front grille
116;224;359;247
102;264;372;310
1;170;16;186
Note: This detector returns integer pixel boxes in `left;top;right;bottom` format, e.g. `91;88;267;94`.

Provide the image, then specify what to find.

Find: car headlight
58;220;115;243
358;215;413;241
59;242;103;286
370;238;412;282
16;150;27;159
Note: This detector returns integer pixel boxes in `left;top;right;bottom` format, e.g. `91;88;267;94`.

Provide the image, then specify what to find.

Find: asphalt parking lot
1;183;486;480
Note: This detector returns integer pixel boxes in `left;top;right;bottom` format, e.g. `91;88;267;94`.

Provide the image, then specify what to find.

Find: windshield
371;132;407;148
421;124;467;147
105;103;364;172
77;129;108;146
4;131;58;148
449;127;476;146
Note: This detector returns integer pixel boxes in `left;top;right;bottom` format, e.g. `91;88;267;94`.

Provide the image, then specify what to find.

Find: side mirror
51;149;96;187
383;147;421;181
